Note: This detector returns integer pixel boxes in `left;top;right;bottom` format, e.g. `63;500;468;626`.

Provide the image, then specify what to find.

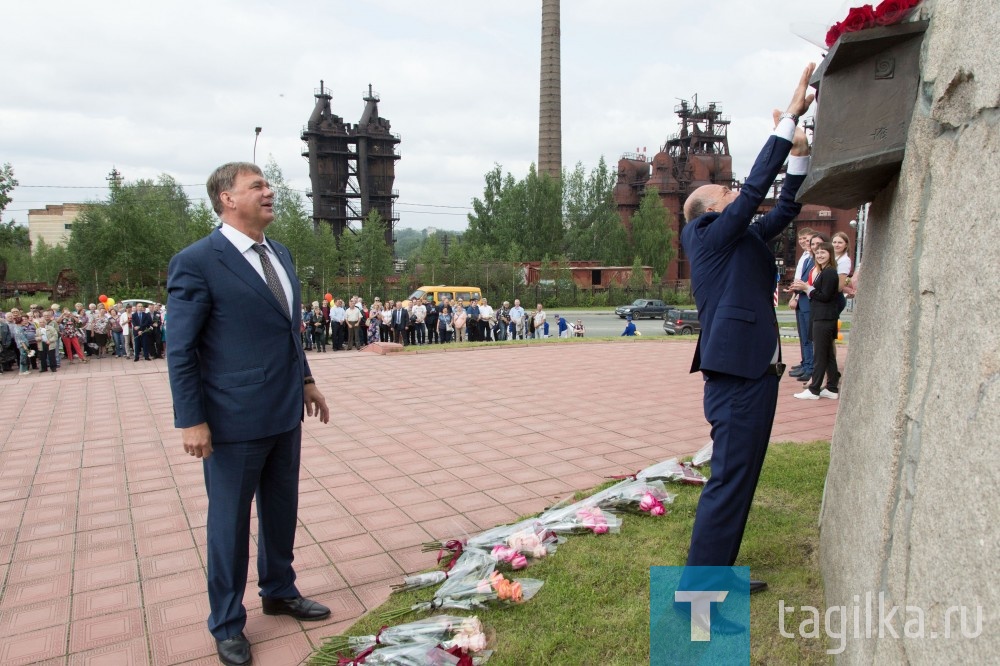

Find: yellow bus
407;285;482;306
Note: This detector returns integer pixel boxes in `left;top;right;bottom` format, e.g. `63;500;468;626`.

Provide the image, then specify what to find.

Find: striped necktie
251;243;290;319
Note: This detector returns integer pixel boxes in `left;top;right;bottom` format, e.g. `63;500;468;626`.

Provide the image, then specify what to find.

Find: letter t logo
675;590;729;641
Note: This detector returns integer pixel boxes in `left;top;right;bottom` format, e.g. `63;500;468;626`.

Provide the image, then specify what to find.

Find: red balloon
324;293;333;302
99;294;108;303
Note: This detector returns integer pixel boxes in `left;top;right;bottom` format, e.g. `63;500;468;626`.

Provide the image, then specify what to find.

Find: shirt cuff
773;117;796;142
787;155;811;175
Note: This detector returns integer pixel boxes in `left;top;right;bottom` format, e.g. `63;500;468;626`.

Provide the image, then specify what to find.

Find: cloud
2;0;831;230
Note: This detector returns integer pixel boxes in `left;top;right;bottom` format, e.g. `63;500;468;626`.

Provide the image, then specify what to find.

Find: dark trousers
414;322;426;345
686;371;779;566
331;322;344;350
203;426;301;640
808;319;840;394
39;342;57;372
795;301;813;371
134;333;151;360
467;320;480;342
426;321;438;344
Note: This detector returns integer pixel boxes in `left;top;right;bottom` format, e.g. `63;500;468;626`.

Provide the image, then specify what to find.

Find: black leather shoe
789;368;806;377
261;596;331;621
798;374;811;382
216;632;251;666
750;579;768;594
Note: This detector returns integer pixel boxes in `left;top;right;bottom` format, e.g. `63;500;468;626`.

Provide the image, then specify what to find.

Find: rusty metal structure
615;96;734;281
302;82;400;248
615;97;857;286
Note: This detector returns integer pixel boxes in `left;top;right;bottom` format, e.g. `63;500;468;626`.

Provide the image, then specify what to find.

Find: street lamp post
253;127;262;163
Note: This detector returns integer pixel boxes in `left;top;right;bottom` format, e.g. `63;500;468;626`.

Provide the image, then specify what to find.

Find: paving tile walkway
0;340;839;665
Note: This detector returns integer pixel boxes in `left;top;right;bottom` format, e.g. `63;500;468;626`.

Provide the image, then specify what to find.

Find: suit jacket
166;228;311;443
681;134;805;379
131;311;153;335
808;267;841;321
795;255;814;313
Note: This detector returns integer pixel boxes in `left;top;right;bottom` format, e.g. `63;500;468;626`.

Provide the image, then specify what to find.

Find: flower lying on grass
587;479;675;516
422;519;557;570
611;457;707;486
379;572;544;623
391;548;494;594
317;615;489;665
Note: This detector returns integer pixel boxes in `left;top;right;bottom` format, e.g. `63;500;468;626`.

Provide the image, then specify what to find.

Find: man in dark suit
167;162;331;666
679;64;814;592
131;303;152;361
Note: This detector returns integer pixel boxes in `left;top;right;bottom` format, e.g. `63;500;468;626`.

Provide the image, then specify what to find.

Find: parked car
615;299;668;319
118;298;156;310
663;308;701;335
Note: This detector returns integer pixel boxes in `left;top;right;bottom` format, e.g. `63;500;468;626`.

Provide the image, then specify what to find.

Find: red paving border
0;340;839;665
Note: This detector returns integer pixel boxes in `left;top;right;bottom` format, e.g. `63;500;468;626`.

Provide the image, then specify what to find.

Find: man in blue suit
680;64;814;592
167;162;331;666
131;303;153;361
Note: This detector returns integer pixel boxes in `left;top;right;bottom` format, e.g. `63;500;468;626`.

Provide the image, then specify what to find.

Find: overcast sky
3;0;839;232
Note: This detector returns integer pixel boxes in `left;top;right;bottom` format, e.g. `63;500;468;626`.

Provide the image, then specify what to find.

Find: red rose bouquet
825;0;922;47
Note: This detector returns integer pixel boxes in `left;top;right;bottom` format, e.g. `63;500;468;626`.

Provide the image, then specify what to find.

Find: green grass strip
309;440;831;665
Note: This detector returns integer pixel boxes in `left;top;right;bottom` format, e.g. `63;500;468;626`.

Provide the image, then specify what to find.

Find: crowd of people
299;295;587;351
0;301;166;375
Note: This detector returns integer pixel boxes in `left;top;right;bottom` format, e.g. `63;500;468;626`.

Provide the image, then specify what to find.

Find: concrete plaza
0;339;838;665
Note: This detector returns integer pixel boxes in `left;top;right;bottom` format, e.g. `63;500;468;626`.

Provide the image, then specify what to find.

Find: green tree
67;174;193;293
627;255;647;292
562;158;628;264
356;211;393;299
466;163;563;262
417;233;445;284
0;163;17;220
313;223;340;299
28;238;70;284
630;188;675;277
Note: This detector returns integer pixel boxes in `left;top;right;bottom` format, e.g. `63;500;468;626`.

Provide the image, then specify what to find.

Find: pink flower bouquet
587;479;675;516
537;500;623;535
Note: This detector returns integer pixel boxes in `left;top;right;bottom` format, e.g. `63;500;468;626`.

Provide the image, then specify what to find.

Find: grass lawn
310;441;831;665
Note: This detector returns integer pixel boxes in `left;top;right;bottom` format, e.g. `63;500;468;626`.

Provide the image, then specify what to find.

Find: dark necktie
251;243;290;319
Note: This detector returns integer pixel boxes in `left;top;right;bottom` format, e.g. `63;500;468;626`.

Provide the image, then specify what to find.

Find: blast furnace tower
302;82;400;248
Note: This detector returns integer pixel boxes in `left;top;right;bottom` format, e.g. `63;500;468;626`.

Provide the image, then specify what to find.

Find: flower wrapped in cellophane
380;570;543;623
315;641;461;665
587;479;674;516
610;457;707;486
691;441;713;467
536;499;623;535
391;548;494;594
422;518;558;570
319;616;491;665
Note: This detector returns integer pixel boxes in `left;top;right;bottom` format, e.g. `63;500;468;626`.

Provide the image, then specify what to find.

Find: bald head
684;184;738;221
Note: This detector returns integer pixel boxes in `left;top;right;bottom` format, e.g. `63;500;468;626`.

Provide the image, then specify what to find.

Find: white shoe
19;371;30;376
793;389;820;400
819;389;840;400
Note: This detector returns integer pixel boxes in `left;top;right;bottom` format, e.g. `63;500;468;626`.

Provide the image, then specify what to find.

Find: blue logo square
650;566;750;665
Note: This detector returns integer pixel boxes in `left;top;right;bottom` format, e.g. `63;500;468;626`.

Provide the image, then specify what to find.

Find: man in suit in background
131;303;152;361
680;64;814;592
167;162;331;666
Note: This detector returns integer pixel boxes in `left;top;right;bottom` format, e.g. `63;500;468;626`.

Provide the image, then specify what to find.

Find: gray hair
207;162;264;215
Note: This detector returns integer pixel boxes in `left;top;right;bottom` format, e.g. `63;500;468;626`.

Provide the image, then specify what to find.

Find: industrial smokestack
538;0;561;180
